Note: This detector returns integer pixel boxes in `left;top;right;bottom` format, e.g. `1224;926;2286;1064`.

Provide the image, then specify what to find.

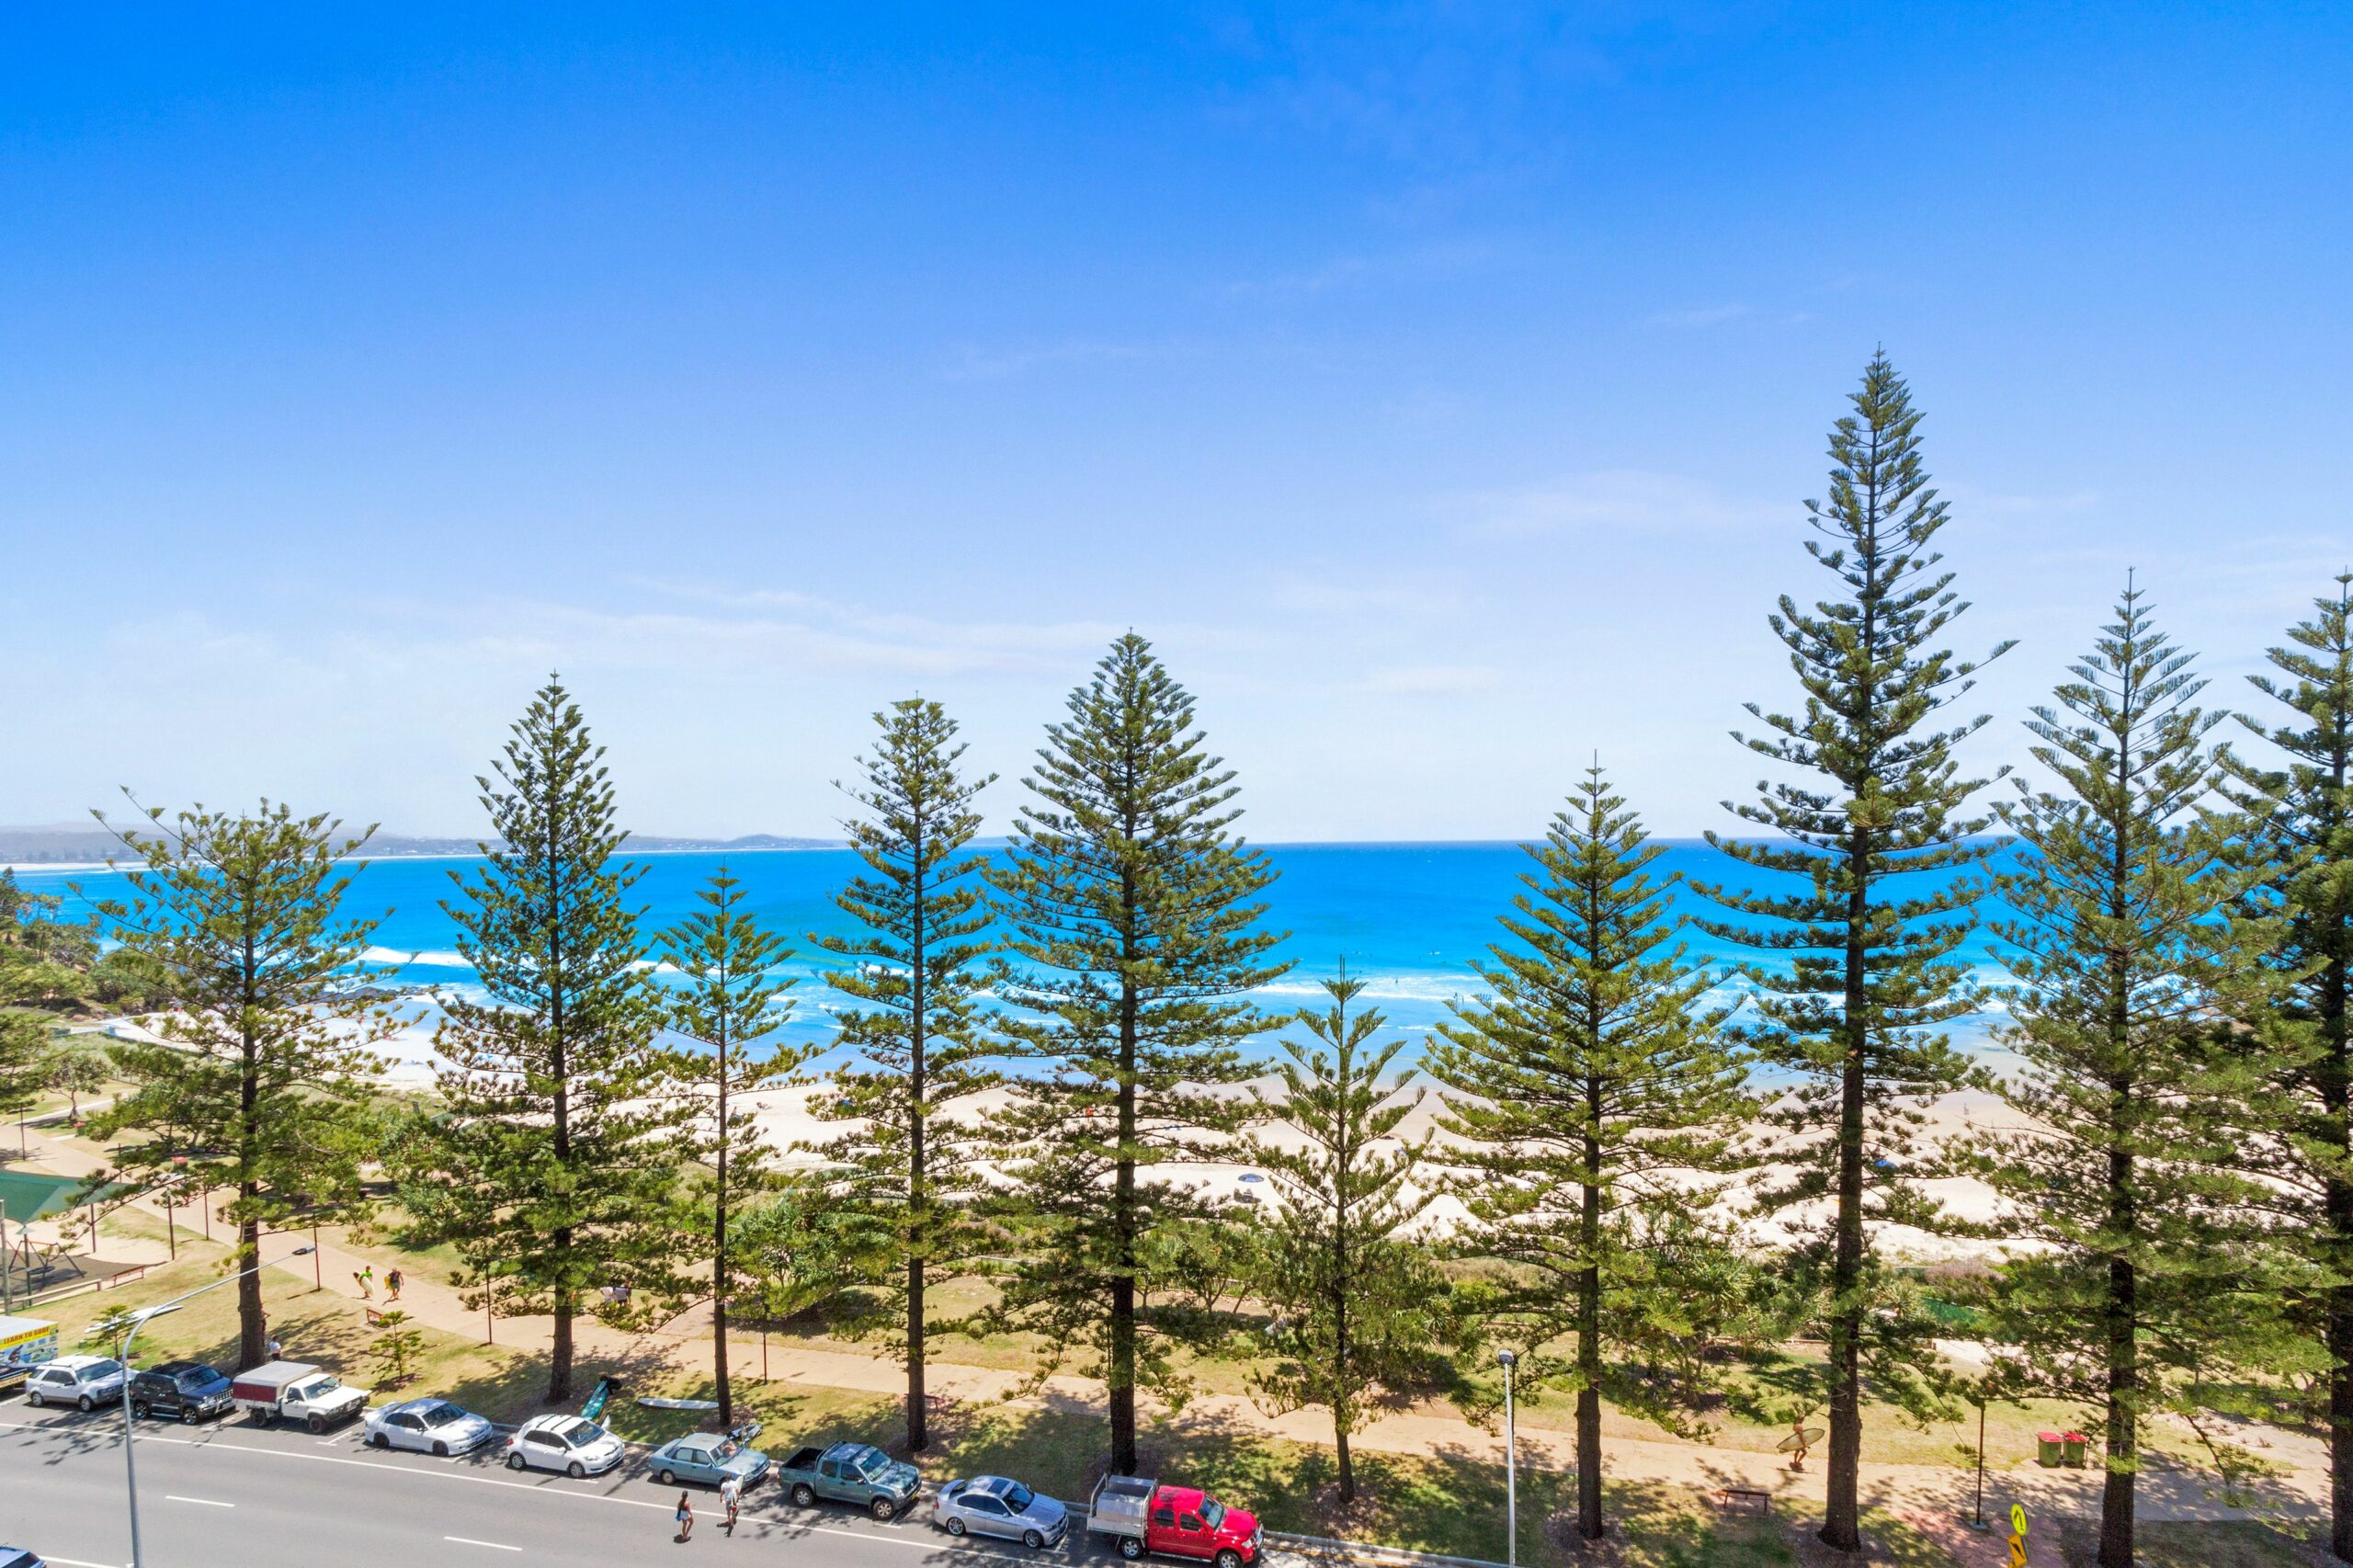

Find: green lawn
2053;1518;2329;1567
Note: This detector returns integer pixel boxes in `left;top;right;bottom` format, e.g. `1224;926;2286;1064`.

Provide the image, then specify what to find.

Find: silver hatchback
936;1475;1069;1550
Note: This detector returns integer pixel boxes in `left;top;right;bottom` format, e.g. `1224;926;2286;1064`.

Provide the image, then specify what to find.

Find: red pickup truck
1087;1477;1263;1568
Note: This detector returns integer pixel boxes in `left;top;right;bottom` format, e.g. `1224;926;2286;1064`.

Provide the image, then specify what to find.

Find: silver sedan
935;1475;1070;1550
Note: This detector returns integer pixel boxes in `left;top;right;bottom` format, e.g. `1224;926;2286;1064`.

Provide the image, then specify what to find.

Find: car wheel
307;1413;327;1434
131;1402;151;1421
506;1451;528;1471
371;1431;392;1449
433;1441;449;1458
78;1394;95;1413
181;1407;200;1425
791;1483;816;1507
1023;1529;1045;1550
567;1460;586;1480
1217;1551;1241;1568
945;1517;967;1538
1120;1539;1144;1561
24;1390;42;1408
873;1494;898;1521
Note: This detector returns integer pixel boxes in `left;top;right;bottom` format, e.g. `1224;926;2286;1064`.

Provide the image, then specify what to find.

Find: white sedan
503;1414;627;1478
366;1397;496;1456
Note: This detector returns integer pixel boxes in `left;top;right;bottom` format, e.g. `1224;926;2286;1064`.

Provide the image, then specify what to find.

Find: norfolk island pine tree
1698;354;2011;1553
1427;764;1752;1542
1245;965;1468;1507
1968;584;2300;1568
983;633;1288;1476
83;801;396;1371
809;696;999;1452
420;679;690;1404
662;867;811;1428
2223;571;2353;1562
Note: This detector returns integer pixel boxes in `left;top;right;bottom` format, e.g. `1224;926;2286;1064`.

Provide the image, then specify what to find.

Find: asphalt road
0;1400;1303;1568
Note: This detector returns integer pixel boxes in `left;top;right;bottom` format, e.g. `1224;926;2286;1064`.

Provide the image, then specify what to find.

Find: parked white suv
503;1414;625;1478
22;1355;126;1413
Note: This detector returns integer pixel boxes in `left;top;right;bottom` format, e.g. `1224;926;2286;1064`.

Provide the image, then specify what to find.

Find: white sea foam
361;946;473;970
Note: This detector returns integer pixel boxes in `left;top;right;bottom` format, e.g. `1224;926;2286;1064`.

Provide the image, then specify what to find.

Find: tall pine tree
1699;354;2010;1551
1245;968;1460;1506
1431;765;1752;1541
1971;585;2293;1568
83;801;394;1369
422;679;688;1404
984;634;1287;1475
2223;571;2353;1562
809;697;997;1451
661;868;807;1427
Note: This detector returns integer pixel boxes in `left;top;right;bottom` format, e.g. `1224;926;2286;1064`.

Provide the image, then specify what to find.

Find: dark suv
130;1361;234;1424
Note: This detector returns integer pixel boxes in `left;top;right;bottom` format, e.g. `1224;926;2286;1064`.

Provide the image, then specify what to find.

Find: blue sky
5;4;2347;839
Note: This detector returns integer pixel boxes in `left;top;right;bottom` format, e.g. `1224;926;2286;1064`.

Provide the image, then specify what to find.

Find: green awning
0;1172;102;1224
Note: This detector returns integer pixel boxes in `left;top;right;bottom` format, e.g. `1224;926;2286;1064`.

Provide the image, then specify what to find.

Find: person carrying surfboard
1779;1415;1823;1472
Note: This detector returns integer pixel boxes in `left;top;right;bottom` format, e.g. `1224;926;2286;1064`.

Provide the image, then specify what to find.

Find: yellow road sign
2011;1503;2029;1534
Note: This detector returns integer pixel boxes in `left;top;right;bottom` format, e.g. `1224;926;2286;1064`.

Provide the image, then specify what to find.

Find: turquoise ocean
14;842;2021;1083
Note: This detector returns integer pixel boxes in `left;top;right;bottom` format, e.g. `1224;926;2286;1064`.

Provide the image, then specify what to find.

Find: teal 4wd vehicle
777;1440;921;1519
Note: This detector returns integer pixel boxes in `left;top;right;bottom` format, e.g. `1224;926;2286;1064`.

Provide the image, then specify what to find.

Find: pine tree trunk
1578;1122;1604;1541
714;1293;732;1426
2329;1272;2353;1563
550;1277;574;1404
1110;910;1140;1476
236;1208;267;1370
1109;1272;1137;1473
907;1255;927;1450
908;880;929;1453
2101;1251;2137;1568
716;1043;733;1427
1336;1426;1355;1506
2326;785;2353;1565
1822;836;1870;1554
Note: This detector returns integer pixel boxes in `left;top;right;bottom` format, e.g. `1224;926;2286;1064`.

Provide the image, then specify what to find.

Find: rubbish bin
2062;1432;2088;1468
2036;1430;2065;1467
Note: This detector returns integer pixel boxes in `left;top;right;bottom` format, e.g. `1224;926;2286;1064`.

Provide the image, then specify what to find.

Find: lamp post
109;1244;315;1568
1497;1348;1518;1568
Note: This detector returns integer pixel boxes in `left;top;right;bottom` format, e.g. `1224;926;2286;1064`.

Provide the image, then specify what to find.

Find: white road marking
445;1537;523;1551
44;1558;129;1568
0;1418;1047;1565
165;1494;234;1506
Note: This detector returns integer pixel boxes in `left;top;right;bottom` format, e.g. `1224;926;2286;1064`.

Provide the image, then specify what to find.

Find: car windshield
709;1438;739;1460
1004;1483;1034;1512
293;1377;338;1399
558;1419;603;1448
177;1369;222;1390
86;1359;122;1378
851;1448;890;1479
421;1404;465;1427
1202;1502;1226;1530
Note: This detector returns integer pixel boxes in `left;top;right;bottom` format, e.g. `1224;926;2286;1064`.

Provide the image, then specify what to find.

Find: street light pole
1497;1348;1518;1568
110;1244;315;1568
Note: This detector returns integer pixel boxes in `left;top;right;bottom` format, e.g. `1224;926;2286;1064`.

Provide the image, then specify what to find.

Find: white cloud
1352;665;1503;696
934;338;1186;381
1436;470;1782;539
1650;302;1751;328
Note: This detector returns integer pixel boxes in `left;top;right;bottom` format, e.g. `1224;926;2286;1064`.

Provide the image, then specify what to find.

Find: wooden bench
1715;1487;1772;1517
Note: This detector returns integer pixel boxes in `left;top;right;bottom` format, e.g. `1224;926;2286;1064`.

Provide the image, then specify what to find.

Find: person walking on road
676;1492;694;1542
720;1474;740;1535
385;1267;404;1302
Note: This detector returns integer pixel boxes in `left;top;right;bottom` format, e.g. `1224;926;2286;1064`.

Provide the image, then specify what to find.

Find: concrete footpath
11;1120;2326;1538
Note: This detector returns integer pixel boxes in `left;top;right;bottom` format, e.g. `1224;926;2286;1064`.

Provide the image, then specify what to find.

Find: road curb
1264;1533;1510;1568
